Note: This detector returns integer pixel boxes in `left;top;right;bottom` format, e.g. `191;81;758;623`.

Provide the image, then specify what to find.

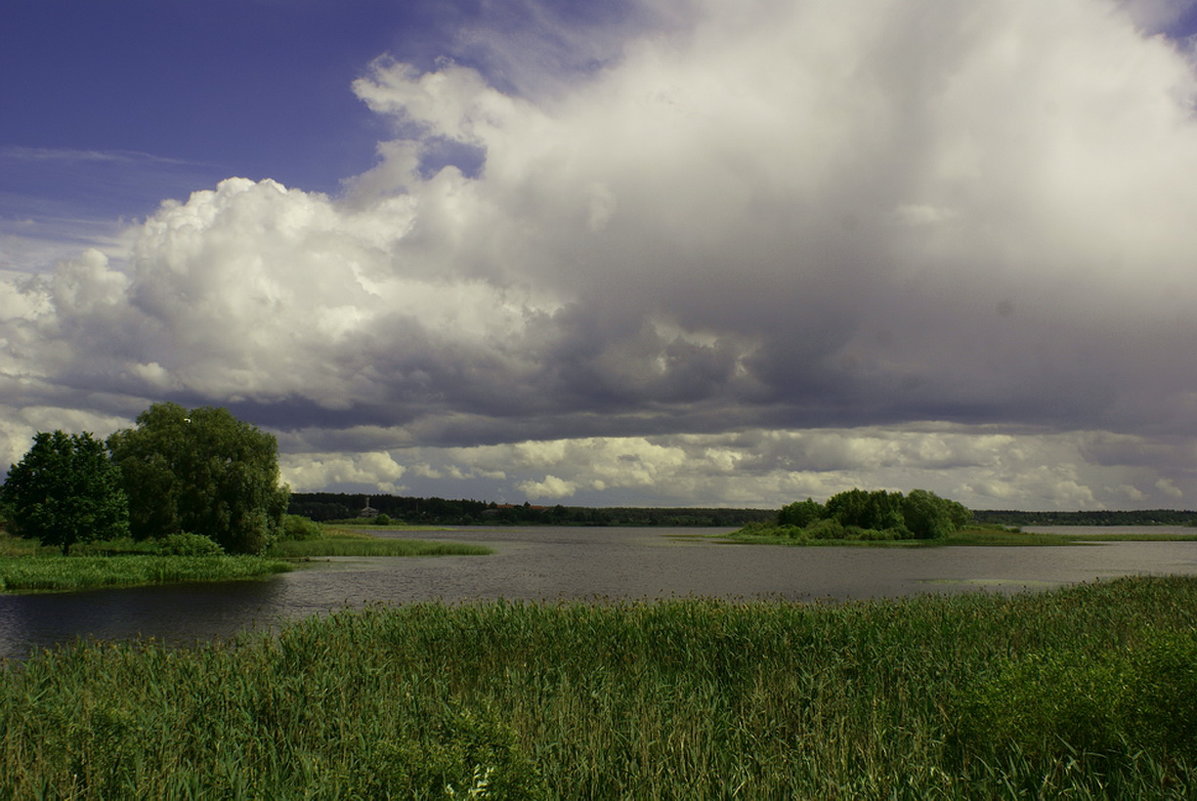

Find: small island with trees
735;488;973;543
730;488;1197;546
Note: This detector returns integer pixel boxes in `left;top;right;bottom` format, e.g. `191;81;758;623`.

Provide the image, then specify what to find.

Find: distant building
359;496;379;518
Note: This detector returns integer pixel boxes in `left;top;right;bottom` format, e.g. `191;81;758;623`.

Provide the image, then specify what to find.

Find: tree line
971;509;1197;527
289;493;775;527
0;403;288;554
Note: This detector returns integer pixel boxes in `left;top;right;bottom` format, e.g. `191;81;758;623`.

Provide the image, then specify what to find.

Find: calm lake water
2;525;1197;659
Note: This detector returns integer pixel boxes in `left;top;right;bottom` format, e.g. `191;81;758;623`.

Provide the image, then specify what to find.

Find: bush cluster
155;533;224;556
776;488;971;540
279;514;324;542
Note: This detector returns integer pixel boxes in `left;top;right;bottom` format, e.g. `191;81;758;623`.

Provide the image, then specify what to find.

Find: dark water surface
3;525;1197;659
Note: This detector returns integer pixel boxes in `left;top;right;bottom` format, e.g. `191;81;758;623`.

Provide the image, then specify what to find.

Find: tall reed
2;576;1196;799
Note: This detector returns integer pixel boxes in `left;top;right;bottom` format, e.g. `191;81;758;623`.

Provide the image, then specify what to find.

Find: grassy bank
727;523;1197;547
3;576;1197;798
0;533;293;593
0;555;291;593
267;527;491;558
0;524;488;593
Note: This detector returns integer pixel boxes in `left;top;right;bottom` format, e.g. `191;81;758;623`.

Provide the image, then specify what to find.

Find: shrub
156;533;223;556
373;513;392;526
280;514;324;541
780;525;810;541
806;518;846;540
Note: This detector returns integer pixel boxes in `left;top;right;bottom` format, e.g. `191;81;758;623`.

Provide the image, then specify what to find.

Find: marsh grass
267;529;491;558
0;555;291;593
3;576;1197;798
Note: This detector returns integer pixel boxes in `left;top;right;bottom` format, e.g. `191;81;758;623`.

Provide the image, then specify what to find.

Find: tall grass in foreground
3;577;1197;799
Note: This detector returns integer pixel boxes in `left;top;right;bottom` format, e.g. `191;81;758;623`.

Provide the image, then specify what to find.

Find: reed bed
2;576;1197;799
0;555;291;592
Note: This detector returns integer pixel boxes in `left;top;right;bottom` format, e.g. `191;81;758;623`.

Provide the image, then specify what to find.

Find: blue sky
3;1;447;223
4;0;1197;510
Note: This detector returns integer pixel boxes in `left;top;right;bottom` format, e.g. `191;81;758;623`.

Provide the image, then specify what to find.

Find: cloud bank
4;0;1197;509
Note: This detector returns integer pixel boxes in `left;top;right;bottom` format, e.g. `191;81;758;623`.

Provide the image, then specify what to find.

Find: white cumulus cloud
4;0;1197;510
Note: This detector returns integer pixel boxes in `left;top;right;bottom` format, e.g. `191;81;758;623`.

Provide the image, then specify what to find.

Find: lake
2;525;1197;659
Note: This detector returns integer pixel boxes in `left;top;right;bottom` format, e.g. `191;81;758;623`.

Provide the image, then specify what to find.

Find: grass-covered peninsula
0;532;292;593
2;576;1196;798
0;520;489;594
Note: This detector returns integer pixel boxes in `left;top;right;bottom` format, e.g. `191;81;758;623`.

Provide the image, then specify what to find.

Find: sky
3;0;1197;511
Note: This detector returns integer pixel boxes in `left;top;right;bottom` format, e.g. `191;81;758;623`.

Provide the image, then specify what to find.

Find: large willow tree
108;403;289;554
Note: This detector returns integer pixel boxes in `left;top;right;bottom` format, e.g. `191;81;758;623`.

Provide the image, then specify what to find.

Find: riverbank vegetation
0;519;488;593
267;524;491;558
0;554;291;593
0;531;292;593
1;576;1196;798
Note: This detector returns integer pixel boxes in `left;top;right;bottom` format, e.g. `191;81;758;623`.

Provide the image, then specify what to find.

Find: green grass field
2;576;1197;799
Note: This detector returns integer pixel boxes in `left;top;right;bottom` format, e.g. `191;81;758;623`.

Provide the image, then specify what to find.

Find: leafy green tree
778;498;824;527
944;497;973;529
108;403;289;554
1;431;129;554
825;489;907;532
900;489;953;539
824;488;870;527
901;489;971;539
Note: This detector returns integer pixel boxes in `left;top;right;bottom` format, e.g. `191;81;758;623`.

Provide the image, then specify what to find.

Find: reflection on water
3;525;1197;659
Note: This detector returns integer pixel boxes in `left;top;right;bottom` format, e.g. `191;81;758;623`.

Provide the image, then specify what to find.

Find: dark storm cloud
4;0;1197;508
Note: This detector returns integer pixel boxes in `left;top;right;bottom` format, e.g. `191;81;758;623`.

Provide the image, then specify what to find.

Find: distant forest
971;509;1197;527
288;492;774;527
289;493;1197;528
